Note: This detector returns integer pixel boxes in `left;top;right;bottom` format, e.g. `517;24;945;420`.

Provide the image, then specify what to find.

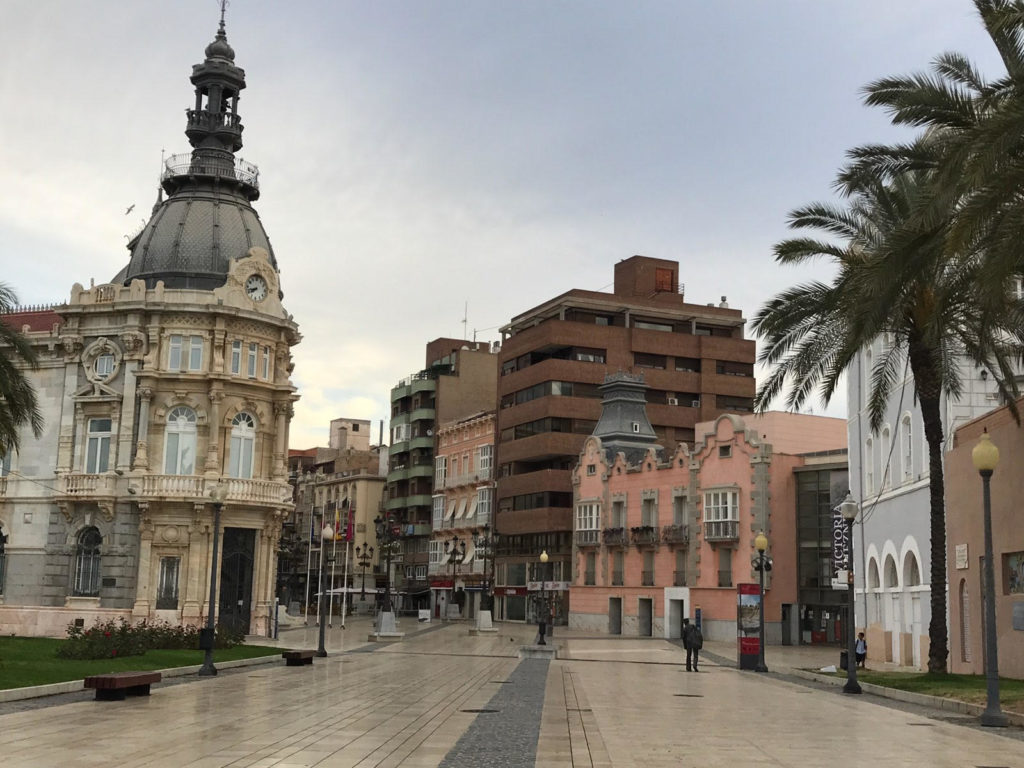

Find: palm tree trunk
918;387;948;674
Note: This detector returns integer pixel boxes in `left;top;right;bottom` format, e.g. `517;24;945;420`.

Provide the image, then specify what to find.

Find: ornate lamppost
355;542;374;601
839;493;862;694
972;430;1007;727
537;550;550;645
444;535;466;619
199;482;228;677
316;523;335;657
752;532;771;672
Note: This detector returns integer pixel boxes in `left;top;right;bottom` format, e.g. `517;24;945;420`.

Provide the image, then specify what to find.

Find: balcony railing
163;152;259;189
584;571;596;586
61;473;117;496
662;524;689;546
602;527;628;547
673;570;687;587
136;475;291;505
630;526;659;547
611;570;623;586
575;529;600;547
641;570;654;586
704;520;739;542
442;467;492;489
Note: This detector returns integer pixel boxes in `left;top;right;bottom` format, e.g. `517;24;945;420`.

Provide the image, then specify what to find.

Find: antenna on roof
219;0;229;31
462;301;468;340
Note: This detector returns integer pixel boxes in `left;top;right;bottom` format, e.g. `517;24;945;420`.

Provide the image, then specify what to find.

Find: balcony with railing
611;570;623;586
442;467;492;489
661;525;689;547
583;570;596;585
575;529;601;547
163;152;259;190
673;570;687;587
703;520;739;542
641;570;654;586
629;526;659;547
602;527;628;547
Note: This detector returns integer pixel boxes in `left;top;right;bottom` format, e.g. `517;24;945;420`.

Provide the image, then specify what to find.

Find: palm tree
753;165;1021;673
840;0;1024;301
0;282;43;455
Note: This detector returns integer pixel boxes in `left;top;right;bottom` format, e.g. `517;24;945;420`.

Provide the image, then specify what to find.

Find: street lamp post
316;523;335;657
355;542;374;601
474;525;496;612
537;550;550;645
972;430;1007;727
374;513;399;613
444;535;466;619
753;532;771;673
840;493;862;694
199;482;228;677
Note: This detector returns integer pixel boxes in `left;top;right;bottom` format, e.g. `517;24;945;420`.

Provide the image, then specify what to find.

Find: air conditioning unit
691;400;701;407
667;397;679;406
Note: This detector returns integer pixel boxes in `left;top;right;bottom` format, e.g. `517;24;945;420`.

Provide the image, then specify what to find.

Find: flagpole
303;509;315;625
341;540;350;628
329;529;338;627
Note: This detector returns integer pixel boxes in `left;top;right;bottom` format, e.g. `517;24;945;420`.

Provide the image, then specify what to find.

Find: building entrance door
781;603;792;645
219;528;255;636
639;598;653;637
609;597;622;635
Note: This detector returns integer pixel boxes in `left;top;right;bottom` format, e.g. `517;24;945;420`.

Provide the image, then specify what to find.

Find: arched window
164;406;197;475
881;425;891;489
884;555;899;591
904;554;921;587
901;413;913;482
864;437;874;496
868;558;880;590
74;527;102;596
229;412;256;478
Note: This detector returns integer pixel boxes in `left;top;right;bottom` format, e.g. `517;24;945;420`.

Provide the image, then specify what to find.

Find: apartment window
188;336;203;371
881;425;892;489
576;502;600;532
230;340;242;374
612;551;624;585
865;437;874;495
86;418;112;474
478;444;493;473
719;445;732;458
415;565;427;580
634;352;667;370
429;539;443;565
611;500;626;528
477;487;492;525
432;495;445;528
392;423;411;443
229;412;256;478
673;495;686;526
95;354;115;381
168;335;183;370
262;346;271;379
586;464;596;476
675;357;701;373
156;557;180;609
901;414;913;482
717;548;733;587
584;552;596;585
640;496;656;527
435;456;447;485
703;490;738;523
674;550;687;586
642;551;655;586
635;320;672;332
73;527;102;596
163;406;197;475
247;343;258;377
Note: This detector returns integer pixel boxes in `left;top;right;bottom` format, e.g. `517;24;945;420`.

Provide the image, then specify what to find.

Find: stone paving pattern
1;616;1023;767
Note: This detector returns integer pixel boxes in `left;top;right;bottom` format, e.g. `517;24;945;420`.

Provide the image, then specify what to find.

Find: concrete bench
83;671;162;701
282;649;315;666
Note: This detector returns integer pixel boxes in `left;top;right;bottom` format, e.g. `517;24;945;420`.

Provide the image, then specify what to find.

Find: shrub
57;617;246;659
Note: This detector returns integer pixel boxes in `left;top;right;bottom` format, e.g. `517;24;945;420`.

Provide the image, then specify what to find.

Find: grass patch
827;669;1024;713
0;636;280;690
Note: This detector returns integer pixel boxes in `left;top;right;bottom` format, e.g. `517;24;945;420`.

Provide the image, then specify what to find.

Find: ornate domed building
0;17;299;637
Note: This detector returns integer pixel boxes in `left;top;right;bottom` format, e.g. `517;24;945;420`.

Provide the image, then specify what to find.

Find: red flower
112;649;118;657
104;632;111;638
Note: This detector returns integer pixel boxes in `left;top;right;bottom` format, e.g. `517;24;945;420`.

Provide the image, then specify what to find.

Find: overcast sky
0;1;1005;448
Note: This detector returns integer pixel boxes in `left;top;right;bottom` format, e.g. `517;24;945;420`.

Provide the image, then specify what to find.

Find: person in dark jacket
682;618;702;671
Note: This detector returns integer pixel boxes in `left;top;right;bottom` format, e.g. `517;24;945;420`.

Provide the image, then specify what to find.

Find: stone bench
83;671;162;701
282;649;315;666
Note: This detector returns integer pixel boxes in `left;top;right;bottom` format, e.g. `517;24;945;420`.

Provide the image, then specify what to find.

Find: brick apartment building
492;255;755;623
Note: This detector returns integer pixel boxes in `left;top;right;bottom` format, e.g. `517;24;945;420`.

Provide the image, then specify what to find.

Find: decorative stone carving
119;330;147;359
161;526;181;543
60;334;84;359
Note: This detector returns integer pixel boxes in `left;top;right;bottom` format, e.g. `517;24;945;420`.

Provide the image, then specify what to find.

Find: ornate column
132;503;154;620
205;389;224;475
180;502;208;625
272;401;289;481
134;387;153;470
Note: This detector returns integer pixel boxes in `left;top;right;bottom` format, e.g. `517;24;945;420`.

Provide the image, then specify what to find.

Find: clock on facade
245;274;268;301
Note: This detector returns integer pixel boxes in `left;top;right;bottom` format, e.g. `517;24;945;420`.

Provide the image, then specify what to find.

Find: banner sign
831;503;851;590
527;581;570;592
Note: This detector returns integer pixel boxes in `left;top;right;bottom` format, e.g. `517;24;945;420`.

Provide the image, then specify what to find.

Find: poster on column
830;502;851;590
737;583;761;670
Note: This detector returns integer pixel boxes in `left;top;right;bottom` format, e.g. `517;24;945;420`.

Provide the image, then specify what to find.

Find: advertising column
737;583;761;670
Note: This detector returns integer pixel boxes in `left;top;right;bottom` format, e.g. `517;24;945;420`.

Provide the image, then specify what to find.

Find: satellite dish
426;429;433;436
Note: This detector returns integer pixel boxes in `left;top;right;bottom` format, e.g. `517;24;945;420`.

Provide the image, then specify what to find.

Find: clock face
245;274;268;301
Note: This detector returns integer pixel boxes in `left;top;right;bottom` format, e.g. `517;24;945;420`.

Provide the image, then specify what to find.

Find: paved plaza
2;617;1023;767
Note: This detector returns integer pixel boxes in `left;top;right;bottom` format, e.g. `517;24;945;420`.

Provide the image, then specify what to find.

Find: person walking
855;632;867;669
682;618;703;672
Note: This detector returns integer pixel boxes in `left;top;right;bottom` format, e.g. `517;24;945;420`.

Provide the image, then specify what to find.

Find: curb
788;668;1024;727
0;652;282;704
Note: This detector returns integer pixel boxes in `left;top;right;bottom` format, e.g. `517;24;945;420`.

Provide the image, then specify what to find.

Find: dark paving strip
439;657;551;768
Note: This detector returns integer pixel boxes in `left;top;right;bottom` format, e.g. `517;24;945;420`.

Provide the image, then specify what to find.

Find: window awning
446;501;457;520
467;497;479;520
456;498;467;518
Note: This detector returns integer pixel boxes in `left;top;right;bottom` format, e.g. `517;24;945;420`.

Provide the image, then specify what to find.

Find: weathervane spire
219;0;228;34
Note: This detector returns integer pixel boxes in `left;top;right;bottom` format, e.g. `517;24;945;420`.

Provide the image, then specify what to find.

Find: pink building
946;398;1024;679
569;373;846;642
430;412;496;620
